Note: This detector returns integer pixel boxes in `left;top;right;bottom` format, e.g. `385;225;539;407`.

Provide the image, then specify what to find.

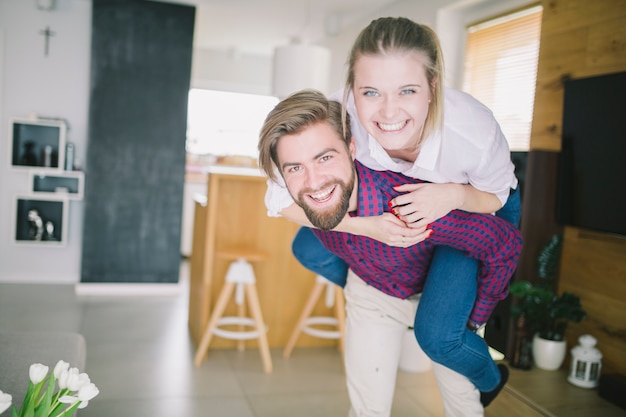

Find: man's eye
320;155;332;163
287;166;301;173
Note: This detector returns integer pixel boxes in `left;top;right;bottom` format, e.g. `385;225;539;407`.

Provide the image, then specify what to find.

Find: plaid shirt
312;161;522;324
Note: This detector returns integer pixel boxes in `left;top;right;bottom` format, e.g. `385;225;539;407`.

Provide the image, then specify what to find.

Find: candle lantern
568;334;602;388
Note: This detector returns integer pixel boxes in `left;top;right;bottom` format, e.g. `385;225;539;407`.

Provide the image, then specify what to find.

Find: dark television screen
557;71;626;236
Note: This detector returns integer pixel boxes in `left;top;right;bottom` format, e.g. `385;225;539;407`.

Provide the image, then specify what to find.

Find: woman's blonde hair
258;89;351;181
343;17;444;141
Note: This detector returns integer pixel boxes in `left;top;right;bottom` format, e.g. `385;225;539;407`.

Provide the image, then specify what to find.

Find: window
186;89;279;158
462;6;542;151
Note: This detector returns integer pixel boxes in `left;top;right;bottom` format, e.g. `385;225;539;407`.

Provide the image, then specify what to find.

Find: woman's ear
430;77;438;98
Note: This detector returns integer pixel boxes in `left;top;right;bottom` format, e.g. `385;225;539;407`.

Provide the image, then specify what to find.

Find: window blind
463;6;542;151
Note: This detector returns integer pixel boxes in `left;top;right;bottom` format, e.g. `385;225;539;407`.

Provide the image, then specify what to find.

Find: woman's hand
389;183;464;229
339;213;431;247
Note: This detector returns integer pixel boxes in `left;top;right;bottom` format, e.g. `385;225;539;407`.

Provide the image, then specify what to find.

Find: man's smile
305;184;337;205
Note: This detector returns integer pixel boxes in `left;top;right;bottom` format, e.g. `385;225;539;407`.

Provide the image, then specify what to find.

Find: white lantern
568;334;602;388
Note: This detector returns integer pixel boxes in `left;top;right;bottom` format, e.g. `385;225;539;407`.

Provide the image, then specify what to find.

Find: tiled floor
0;262;448;417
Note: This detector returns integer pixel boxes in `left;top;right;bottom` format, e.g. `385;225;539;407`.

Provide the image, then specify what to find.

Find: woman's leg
495;187;521;227
414;187;521;390
414;246;500;392
291;226;349;287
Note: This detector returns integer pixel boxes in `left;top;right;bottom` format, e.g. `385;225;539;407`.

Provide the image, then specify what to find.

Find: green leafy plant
509;234;587;341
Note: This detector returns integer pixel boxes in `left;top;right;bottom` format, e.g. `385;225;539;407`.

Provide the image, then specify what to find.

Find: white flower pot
532;334;567;370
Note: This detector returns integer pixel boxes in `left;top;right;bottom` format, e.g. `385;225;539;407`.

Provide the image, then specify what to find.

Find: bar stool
193;247;272;373
283;274;346;358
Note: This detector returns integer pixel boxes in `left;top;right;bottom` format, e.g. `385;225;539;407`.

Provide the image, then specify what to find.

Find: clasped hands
375;183;461;247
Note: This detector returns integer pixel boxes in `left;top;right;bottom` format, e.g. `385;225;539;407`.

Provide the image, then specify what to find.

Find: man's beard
295;173;355;231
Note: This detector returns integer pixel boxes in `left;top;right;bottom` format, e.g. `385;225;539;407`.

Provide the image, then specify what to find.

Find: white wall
191;47;273;95
0;0;91;283
0;0;534;283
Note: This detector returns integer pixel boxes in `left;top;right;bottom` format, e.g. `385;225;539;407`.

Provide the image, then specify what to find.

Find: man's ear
349;137;357;160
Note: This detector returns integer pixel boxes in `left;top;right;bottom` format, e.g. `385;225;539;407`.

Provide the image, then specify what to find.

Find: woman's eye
400;88;416;95
287;166;301;174
363;90;379;97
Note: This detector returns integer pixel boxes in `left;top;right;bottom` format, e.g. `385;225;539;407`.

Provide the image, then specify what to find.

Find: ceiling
163;0;400;55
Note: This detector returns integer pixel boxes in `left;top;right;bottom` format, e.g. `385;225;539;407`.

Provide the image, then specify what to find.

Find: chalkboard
81;0;195;283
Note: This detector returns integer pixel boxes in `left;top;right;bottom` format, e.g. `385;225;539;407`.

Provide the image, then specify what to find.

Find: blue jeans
415;187;521;391
292;227;349;287
291;188;521;391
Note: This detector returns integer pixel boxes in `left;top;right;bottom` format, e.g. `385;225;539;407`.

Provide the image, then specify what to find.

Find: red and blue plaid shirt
312;161;523;324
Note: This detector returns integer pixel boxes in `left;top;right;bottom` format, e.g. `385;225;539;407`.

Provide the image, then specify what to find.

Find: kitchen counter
181;162;263;257
188;170;341;350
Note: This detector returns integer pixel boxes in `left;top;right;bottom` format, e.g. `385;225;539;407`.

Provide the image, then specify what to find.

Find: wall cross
39;26;55;56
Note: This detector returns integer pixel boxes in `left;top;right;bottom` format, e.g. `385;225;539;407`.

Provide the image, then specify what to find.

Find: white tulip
59;382;100;409
65;368;81;391
78;383;99;401
58;368;78;391
76;373;91;390
53;360;70;379
58;395;78;405
77;383;99;408
28;363;49;384
0;390;12;415
57;368;70;389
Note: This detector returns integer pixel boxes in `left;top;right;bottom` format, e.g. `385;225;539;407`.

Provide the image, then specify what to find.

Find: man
258;90;522;417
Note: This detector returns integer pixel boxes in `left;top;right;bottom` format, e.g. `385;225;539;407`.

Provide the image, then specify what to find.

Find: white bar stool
193;247;272;373
283;274;346;358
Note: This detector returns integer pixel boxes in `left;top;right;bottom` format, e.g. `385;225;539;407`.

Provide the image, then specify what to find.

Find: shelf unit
13;194;68;246
9;117;67;172
7;116;81;246
29;171;84;200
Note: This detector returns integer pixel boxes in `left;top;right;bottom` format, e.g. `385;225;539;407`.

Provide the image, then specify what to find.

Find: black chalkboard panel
81;0;195;283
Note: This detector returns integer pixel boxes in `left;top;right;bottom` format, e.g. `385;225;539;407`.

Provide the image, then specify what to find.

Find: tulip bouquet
0;360;99;417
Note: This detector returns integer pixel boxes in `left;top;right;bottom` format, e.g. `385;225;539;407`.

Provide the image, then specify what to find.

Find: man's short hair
258;89;351;181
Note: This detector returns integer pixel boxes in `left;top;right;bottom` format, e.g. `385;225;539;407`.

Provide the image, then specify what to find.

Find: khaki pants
344;270;483;417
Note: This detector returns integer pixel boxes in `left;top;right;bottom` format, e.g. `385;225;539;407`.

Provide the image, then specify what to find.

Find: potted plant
509;234;587;370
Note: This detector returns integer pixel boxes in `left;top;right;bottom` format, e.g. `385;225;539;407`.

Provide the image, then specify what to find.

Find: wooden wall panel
559;227;626;375
527;0;626;376
587;18;626;68
530;0;626;152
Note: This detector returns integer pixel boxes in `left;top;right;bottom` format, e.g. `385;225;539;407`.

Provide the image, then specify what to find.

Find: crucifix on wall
39;26;55;56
